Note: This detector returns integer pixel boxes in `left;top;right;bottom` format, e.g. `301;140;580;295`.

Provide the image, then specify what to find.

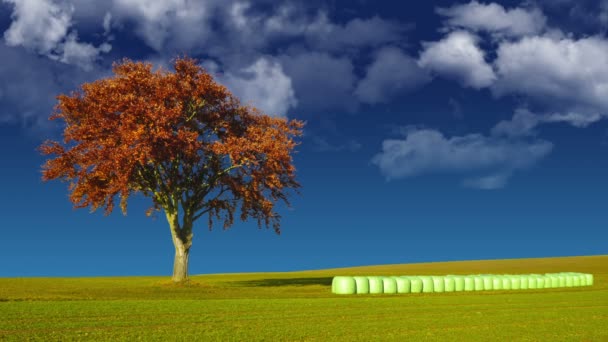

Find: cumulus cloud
493;35;608;126
228;2;407;51
217;58;297;118
437;1;547;38
303;13;408;52
2;0;111;70
111;0;211;52
104;0;407;112
0;42;104;135
109;0;407;58
418;30;496;89
355;47;430;104
371;127;553;189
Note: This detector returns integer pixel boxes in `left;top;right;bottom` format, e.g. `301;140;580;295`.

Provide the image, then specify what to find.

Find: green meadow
0;255;606;341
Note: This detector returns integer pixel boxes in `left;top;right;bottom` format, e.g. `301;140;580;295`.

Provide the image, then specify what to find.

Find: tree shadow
231;277;333;287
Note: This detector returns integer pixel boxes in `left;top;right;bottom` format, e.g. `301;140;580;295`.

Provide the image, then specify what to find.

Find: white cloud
543;111;603;127
371;127;553;189
303;13;407;52
492;108;604;138
418;30;496;89
491;108;542;137
3;0;72;53
355;47;430;104
493;35;608;125
218;58;297;118
102;12;112;35
111;0;406;57
437;1;547;38
111;0;211;51
2;0;111;70
0;42;105;135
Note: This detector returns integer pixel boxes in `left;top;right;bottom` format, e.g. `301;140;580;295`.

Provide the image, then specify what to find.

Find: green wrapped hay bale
394;277;411;294
565;274;574;287
482;276;493;291
547;275;554;288
578;274;587;286
332;276;356;294
474;276;485;291
410;277;423;293
492;276;503;290
528;275;538;289
382;277;397;294
535;275;545;288
432;276;445;293
510;275;521;290
444;277;455;292
452;276;465;291
353;276;369;294
572;274;581;287
502;276;512;290
548;275;559;288
584;273;594;286
557;274;566;287
368;276;384;294
519;275;529;290
577;274;587;286
463;276;475;291
419;276;434;293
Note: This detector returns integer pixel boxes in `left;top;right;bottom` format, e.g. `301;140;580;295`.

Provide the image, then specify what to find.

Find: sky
0;0;607;277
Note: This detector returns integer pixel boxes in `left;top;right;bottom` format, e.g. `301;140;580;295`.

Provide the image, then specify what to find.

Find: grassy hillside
1;255;606;341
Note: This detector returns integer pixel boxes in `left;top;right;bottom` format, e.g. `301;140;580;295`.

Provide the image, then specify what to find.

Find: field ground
0;255;607;341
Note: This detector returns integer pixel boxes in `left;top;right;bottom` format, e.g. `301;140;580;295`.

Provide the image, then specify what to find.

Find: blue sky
0;0;607;277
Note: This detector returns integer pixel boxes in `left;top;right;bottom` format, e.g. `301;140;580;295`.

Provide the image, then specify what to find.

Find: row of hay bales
332;272;593;295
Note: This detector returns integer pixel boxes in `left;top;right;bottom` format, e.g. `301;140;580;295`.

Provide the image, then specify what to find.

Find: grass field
1;255;606;341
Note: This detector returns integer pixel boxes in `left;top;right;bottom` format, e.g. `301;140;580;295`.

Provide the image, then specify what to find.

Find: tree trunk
172;241;190;283
166;211;193;283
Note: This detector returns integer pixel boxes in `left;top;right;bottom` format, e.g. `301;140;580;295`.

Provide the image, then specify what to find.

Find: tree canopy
39;56;305;235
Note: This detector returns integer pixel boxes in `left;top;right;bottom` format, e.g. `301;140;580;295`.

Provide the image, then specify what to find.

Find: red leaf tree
39;56;304;282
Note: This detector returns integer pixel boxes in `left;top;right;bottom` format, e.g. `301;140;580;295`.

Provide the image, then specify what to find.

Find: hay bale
452;276;465;292
482;276;494;291
584;273;594;286
382;277;397;294
463;276;475;291
394;277;411;294
492;276;503;290
444;277;455;292
419;276;434;293
557;274;566;287
519;275;529;290
550;275;560;288
432;276;445;293
368;276;384;294
510;275;521;290
409;277;423;293
353;276;369;294
501;276;512;290
332;276;356;294
474;276;485;291
536;275;545;288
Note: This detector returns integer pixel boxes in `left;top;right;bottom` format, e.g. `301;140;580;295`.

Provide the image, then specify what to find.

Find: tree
38;56;305;283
